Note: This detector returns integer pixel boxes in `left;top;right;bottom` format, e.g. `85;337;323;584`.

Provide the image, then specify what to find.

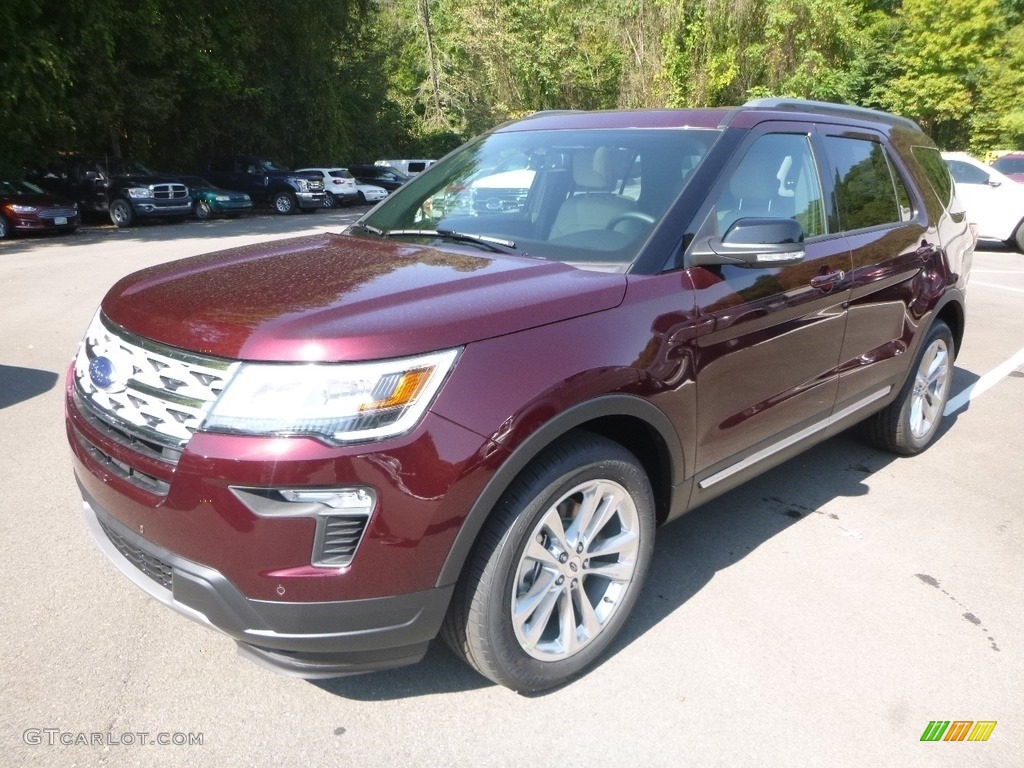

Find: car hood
109;175;183;186
101;233;627;361
1;192;71;207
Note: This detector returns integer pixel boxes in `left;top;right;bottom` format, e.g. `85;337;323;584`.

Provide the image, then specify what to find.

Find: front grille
74;312;239;449
313;514;370;567
150;183;189;200
472;187;528;213
98;517;173;590
41;207;77;219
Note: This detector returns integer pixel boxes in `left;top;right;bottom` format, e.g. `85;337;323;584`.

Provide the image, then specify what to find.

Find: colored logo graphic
920;721;997;742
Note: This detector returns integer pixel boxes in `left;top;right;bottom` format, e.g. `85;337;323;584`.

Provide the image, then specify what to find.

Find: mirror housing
691;217;806;268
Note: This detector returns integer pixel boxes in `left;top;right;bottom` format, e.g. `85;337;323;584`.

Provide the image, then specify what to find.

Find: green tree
882;0;1003;147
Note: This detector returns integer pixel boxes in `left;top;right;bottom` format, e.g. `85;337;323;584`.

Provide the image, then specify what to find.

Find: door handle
809;270;845;291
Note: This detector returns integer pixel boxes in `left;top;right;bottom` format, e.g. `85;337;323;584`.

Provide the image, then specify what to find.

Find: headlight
9;204;38;213
203;348;460;443
215;195;231;202
125;187;151;198
295;179;310;192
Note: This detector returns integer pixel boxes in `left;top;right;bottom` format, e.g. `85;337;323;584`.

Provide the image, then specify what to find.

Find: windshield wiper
383;228;519;254
348;221;385;236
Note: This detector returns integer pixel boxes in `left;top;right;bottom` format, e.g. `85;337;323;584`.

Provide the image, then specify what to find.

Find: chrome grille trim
41;207;77;219
150;183;189;200
73;389;182;467
74;429;171;495
74;312;239;448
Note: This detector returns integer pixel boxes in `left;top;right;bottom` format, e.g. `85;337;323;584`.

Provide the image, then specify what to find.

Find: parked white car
942;152;1024;251
295;167;358;208
355;182;388;204
375;159;436;176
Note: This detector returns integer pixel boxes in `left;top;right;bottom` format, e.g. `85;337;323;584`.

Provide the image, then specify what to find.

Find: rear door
815;129;936;409
688;125;852;491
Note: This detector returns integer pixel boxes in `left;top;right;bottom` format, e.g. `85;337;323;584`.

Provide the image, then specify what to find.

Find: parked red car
67;99;972;691
991;151;1024;183
0;178;79;238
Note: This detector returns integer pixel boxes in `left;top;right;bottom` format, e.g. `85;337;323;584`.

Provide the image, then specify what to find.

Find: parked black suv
203;157;325;214
30;157;191;227
347;163;411;192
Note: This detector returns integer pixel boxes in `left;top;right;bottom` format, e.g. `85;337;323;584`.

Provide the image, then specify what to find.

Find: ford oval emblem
88;355;125;393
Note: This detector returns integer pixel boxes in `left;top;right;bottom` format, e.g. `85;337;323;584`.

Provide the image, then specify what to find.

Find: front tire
1013;220;1024;253
861;320;954;454
195;200;212;220
109;198;135;228
273;190;297;215
442;432;655;692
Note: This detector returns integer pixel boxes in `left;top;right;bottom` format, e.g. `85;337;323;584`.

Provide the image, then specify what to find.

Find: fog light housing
231;486;375;568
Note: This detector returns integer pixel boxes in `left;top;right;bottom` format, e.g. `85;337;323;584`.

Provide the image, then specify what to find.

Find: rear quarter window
909;145;954;211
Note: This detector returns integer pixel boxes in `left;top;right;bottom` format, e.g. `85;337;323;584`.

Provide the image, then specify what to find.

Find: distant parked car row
2;155;421;238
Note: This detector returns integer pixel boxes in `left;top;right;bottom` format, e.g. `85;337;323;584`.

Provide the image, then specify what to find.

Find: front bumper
296;192;326;210
80;484;453;677
130;200;193;217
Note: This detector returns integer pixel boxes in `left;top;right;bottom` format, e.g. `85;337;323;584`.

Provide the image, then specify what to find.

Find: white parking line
945;345;1024;416
972;269;1024;274
971;281;1024;294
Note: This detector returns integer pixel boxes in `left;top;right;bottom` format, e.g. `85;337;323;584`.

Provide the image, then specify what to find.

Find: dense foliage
2;0;1022;174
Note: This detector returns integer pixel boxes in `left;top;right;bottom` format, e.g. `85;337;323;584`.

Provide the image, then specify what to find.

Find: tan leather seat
549;147;636;240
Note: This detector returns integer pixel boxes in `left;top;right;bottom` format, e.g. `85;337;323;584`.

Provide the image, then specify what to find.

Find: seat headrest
573;147;619;190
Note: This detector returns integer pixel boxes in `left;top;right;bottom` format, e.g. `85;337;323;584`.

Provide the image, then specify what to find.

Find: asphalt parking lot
2;216;1022;767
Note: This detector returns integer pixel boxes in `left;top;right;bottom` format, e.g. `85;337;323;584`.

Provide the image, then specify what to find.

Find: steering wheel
606;211;656;231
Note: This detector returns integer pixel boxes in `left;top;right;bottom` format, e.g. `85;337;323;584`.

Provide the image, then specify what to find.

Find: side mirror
986;177;1002;188
691;218;806;268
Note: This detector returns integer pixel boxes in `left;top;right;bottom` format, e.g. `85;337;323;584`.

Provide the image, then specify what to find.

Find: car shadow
0;364;59;409
315;367;980;701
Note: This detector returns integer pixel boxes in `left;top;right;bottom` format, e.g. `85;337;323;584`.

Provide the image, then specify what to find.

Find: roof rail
743;98;921;132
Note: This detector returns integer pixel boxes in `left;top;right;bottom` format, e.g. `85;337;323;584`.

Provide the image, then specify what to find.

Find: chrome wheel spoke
586;529;638;560
573;580;602;639
584;558;635;583
556;588;578;654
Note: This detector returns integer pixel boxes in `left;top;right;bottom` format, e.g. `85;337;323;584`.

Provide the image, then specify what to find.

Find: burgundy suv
66;99;973;692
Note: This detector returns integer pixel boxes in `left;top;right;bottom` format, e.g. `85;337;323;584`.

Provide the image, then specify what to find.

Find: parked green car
176;176;253;220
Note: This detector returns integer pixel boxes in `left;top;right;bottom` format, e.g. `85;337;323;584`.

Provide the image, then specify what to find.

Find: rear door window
823;136;911;231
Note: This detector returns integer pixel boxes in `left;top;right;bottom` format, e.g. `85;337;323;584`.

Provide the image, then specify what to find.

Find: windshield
178;176;211;188
259;159;290;172
0;179;46;195
104;159;155;177
360;128;719;270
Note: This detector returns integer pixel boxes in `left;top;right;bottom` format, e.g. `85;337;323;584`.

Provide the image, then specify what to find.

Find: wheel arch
435;394;683;588
933;289;965;359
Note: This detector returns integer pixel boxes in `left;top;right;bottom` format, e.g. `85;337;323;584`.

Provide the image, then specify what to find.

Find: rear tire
1013;221;1024;253
860;320;954;455
323;192;336;209
442;432;655;692
0;214;10;239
